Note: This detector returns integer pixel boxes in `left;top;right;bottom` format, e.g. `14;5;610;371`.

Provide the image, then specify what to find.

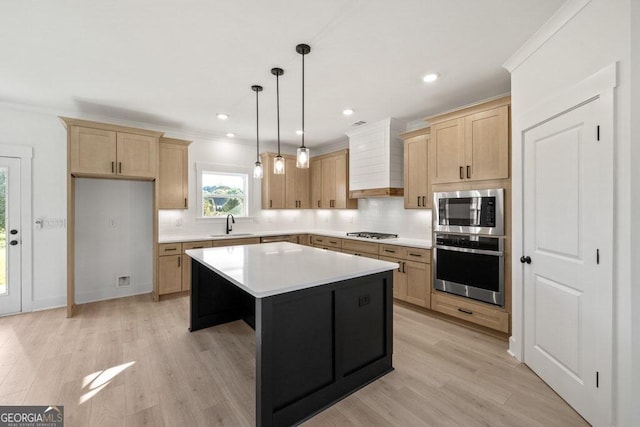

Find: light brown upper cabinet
429;97;510;184
158;137;191;209
285;157;310;209
310;150;357;209
69;124;159;179
261;153;286;209
401;128;430;209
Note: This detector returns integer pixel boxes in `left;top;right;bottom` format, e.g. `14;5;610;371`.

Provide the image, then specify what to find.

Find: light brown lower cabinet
181;241;213;292
379;244;431;309
431;291;509;333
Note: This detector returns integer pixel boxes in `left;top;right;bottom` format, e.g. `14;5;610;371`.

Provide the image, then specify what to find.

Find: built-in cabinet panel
159;254;182;295
116;133;157;178
181;241;212;292
158;137;190;209
402;129;430;209
378;244;431;308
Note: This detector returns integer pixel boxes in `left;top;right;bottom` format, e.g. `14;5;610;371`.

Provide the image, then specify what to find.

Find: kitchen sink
210;233;255;238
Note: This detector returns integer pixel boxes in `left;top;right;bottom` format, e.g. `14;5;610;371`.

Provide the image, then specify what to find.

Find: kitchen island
186;242;397;427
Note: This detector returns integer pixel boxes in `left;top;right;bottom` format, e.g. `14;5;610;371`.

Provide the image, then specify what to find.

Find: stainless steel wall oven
433;189;505;307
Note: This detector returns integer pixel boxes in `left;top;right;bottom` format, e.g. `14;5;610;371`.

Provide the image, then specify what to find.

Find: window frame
195;162;256;220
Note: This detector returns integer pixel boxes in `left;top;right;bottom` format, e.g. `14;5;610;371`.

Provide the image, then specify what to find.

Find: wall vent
352;120;367;126
117;276;131;288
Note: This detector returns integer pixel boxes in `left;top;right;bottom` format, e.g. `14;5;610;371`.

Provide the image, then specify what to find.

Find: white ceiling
0;0;564;147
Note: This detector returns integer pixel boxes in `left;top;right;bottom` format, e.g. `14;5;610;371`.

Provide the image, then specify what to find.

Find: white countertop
160;229;431;249
186;242;398;298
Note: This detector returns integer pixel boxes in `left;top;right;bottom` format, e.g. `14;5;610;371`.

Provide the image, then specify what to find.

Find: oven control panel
435;234;501;251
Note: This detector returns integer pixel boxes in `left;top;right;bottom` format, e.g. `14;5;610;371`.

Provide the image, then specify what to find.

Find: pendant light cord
256;89;260;161
276;73;281;156
301;52;305;149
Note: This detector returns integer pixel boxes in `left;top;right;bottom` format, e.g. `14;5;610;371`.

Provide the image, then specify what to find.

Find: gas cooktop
346;232;398;240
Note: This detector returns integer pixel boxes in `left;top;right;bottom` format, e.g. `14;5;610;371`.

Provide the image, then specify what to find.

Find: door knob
10;229;18;235
9;240;18;246
520;256;531;264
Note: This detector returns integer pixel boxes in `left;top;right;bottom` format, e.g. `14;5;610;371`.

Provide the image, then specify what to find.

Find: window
200;170;248;217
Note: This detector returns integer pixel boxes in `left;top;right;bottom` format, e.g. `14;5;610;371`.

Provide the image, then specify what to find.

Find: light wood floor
0;294;588;426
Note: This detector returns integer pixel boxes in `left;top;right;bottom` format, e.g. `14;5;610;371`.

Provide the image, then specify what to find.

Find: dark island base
190;260;394;427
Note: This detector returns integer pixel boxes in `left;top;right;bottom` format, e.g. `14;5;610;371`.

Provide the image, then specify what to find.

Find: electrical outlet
117;276;131;288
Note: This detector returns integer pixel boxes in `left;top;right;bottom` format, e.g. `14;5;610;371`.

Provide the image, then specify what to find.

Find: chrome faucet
226;214;235;234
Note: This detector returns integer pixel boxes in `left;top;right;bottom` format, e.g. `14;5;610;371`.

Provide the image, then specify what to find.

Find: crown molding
503;0;592;73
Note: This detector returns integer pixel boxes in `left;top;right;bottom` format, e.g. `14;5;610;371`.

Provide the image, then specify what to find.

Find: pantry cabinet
401;128;431;209
429;97;510;184
158;137;191;209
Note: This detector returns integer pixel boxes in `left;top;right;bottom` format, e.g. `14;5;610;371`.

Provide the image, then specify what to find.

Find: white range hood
346;117;406;198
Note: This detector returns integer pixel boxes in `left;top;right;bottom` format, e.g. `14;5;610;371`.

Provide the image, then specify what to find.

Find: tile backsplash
160;197;431;240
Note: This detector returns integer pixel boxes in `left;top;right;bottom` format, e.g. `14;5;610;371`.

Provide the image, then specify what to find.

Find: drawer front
378;244;406;258
342;249;378;260
182;240;212;253
431;291;509;333
312;235;342;249
342;239;378;255
404;247;431;263
159;242;182;255
213;237;261;247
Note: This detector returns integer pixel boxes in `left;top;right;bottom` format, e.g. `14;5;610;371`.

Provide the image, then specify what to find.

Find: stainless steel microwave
433;189;504;236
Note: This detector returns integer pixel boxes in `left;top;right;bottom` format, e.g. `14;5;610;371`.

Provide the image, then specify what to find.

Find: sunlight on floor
79;361;135;404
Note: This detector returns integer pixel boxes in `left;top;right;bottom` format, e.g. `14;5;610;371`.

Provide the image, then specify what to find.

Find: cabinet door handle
184;198;187;208
118;162;122;173
409;252;422;257
317;200;320;208
384;249;396;253
111;161;115;173
177;257;181;267
466;165;471;179
402;262;406;273
422;196;426;206
417;196;421;207
164;248;177;252
458;308;473;315
397;262;402;273
269;200;272;208
459;166;464;179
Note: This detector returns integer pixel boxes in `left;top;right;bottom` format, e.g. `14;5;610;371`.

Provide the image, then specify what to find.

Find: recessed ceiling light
422;73;439;83
296;130;304;135
226;132;235;138
216;113;229;120
343;108;355;116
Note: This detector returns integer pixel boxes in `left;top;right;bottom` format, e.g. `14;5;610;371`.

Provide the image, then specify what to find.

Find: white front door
0;157;22;316
522;97;612;426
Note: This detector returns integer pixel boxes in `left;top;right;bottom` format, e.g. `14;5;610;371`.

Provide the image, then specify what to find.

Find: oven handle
435;244;504;257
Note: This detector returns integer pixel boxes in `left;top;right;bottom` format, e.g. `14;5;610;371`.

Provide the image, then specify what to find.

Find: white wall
75;179;153;303
630;2;640;425
507;0;632;424
0;106;67;310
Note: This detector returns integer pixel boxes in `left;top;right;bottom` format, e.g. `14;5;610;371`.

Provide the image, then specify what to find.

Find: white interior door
522;98;612;426
0;157;22;316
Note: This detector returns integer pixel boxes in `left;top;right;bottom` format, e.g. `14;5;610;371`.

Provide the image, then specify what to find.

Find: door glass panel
0;167;6;296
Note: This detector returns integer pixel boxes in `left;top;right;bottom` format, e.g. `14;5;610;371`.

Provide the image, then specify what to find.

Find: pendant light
296;44;311;168
251;85;263;179
271;67;285;175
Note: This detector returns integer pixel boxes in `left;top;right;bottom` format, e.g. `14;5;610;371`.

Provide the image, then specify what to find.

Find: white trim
502;0;592;73
510;62;618;364
0;144;34;313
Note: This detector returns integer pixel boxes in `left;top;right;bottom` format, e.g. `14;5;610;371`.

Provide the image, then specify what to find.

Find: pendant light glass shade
296;43;311;169
274;155;285;174
253;161;263;179
296;147;309;168
271;67;285;175
251;85;263;179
